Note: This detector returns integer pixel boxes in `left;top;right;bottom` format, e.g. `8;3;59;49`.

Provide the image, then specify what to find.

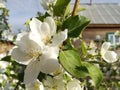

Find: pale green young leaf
82;62;103;87
59;50;89;78
80;40;87;56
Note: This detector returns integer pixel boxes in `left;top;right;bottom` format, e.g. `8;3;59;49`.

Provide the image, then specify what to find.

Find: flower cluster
26;71;84;90
11;17;68;86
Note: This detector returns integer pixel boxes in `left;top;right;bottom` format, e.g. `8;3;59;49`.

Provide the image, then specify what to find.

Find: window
106;32;120;46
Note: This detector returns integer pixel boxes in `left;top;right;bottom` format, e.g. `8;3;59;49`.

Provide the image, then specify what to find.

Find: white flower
12;34;59;84
87;41;97;56
41;0;56;10
29;17;67;47
11;17;67;84
26;80;44;90
7;34;15;41
1;30;15;41
0;61;9;73
66;79;83;90
114;30;120;36
43;75;66;90
0;74;7;83
2;30;9;40
0;0;5;8
101;42;118;63
0;53;6;59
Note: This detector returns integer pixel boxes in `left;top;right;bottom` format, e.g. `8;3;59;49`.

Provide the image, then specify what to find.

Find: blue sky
6;0;120;33
6;0;43;33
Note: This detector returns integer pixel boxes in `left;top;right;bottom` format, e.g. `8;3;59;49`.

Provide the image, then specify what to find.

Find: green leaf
18;71;24;82
59;50;89;78
80;40;87;56
59;50;103;87
53;0;71;16
62;15;90;37
82;62;103;87
1;55;11;62
63;39;73;50
38;72;46;82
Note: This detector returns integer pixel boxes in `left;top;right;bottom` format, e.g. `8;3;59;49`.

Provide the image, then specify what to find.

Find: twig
72;0;80;16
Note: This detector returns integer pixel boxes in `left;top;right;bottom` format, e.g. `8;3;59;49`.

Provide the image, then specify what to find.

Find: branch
72;0;80;16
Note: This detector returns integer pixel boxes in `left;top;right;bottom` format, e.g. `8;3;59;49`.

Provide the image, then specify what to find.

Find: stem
72;0;80;16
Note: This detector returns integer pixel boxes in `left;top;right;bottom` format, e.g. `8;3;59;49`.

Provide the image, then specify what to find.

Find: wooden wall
82;24;120;43
0;40;14;54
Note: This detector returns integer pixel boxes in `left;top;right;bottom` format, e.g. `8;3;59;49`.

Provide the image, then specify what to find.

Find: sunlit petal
44;17;56;36
11;47;32;65
15;32;28;44
29;32;44;47
17;34;43;54
51;29;68;46
39;46;59;73
0;61;9;73
26;79;44;90
41;0;49;10
40;22;50;41
67;79;83;90
24;60;41;84
101;42;111;54
40;57;60;74
30;18;42;36
103;51;118;63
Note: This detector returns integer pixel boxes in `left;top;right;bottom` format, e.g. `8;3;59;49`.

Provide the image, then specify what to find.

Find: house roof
78;3;120;24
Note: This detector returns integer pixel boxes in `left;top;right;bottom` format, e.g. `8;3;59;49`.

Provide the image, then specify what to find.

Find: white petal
102;51;118;63
44;17;56;36
43;46;59;58
39;46;59;73
29;32;44;48
39;57;60;74
51;29;68;46
101;42;111;55
29;18;44;45
40;22;50;40
30;18;42;35
0;53;6;59
26;79;44;90
67;79;83;90
17;34;43;54
43;76;54;87
24;60;41;84
0;61;9;73
11;47;32;65
41;0;49;10
15;32;28;44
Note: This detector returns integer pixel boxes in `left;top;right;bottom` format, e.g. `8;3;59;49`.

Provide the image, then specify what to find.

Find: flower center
27;50;42;61
44;35;53;45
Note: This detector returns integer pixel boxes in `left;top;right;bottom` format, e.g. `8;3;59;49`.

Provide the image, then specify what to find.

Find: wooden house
79;3;120;45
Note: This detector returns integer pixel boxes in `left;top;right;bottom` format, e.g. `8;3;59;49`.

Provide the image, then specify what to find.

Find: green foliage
63;39;74;50
1;55;25;89
62;15;90;38
59;50;89;78
53;0;71;16
1;55;11;62
38;72;46;82
59;50;103;87
80;40;87;56
82;62;103;87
